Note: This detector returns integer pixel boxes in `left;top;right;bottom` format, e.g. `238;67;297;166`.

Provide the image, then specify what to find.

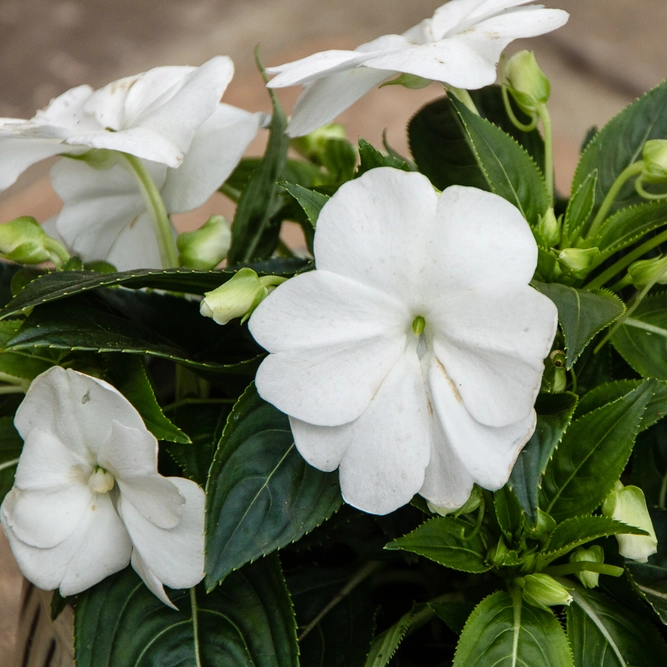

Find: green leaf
494;485;524;540
451;96;550;225
453;591;574;667
428;600;476;635
280;182;330;227
572;79;667;226
356;138;412;177
105;355;189;444
75;557;298;667
540;516;647;565
533;282;626;368
385;516;491;573
567;587;667;666
205;384;342;588
612;292;667;380
0;320;61;380
0;416;22;505
563;170;597;244
540;381;655;522
227;84;290;263
509;393;578;526
1;261;307;320
364;602;434;667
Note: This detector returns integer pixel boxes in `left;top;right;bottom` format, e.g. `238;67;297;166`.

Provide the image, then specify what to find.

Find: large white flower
267;0;568;136
249;168;557;515
42;104;265;270
0;366;205;607
0;56;235;191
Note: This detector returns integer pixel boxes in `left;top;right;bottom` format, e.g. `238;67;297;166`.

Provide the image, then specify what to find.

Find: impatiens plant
4;0;667;664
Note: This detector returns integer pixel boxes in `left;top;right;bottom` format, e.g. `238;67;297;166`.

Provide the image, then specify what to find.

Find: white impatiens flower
42;104;265;270
0;366;205;607
267;0;569;136
0;56;236;191
249;168;557;515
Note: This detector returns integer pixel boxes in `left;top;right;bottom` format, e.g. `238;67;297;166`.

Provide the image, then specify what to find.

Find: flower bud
602;482;658;563
519;573;573;611
527;509;557;543
88;467;115;494
558;247;599;279
627;256;667;287
290;123;348;162
488;536;511;567
537;209;561;247
505;51;551;115
177;215;231;270
0;216;68;265
200;268;286;325
642;140;667;184
570;545;604;589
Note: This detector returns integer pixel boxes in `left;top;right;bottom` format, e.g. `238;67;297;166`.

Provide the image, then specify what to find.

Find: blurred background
1;0;666;660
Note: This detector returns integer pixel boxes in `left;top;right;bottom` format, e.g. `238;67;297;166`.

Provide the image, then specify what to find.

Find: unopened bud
488;536;511;567
505;51;551;116
177;215;231;270
200;268;286;325
642;140;667;184
0;216;69;265
527;510;557;543
519;573;573;611
290;123;348;162
537;209;561;247
627;256;667;287
602;482;658;563
88;467;115;494
570;545;604;589
558;247;599;279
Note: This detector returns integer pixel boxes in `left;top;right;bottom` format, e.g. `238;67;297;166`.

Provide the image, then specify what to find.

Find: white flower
0;366;205;607
267;0;569;136
248;168;557;515
41;104;264;270
0;56;236;191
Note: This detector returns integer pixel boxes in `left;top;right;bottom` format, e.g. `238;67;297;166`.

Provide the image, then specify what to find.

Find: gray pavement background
1;0;667;661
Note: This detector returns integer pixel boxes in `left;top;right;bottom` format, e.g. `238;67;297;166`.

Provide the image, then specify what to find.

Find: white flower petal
267;50;372;88
119;476;205;598
15;367;147;460
314;168;440;306
162;104;263;213
103;211;165;270
98;421;184;530
130;549;176;608
428;356;535;490
249;270;408;353
285;67;393;137
430;0;536;38
472;6;570;40
1;491;131;595
32;84;96;127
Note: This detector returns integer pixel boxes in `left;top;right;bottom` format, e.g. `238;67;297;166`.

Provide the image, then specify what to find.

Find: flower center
88;466;115;494
412;315;426;336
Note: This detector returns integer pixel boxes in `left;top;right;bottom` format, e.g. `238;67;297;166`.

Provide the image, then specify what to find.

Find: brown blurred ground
1;0;667;661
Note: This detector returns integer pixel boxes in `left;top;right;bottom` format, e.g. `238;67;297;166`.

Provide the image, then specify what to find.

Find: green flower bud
428;485;482;517
570;545;604;589
177;215;231;270
488;536;511;567
558;247;599;279
627;256;667;287
0;216;69;265
519;573;573;611
505;50;551;116
290;123;348;162
602;482;658;563
527;509;557;543
200;268;286;325
642;140;667;184
536;209;561;247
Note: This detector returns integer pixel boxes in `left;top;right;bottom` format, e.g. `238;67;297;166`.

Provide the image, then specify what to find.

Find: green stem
190;588;202;667
586;161;644;240
461;494;485;542
501;84;539;132
659;471;667;510
585;224;667;290
537;102;554;202
635;178;667;201
446;86;479;115
544;562;624;578
121;153;179;268
0;458;19;473
44;238;70;268
219;182;241;203
510;586;523;667
0;385;25;395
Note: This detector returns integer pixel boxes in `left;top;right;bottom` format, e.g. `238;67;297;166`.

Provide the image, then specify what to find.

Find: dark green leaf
0;416;22;504
428;601;476;635
451;96;550;225
205;384;342;588
385;516;491;573
356;138;412;177
572;79;667;227
280;182;329;227
75;557;298;667
494;485;524;540
0;320;61;380
567;587;667;666
563;170;597;245
227;85;289;263
533;282;625;368
612;292;667;380
453;591;573;666
540;382;655;522
510;393;578;526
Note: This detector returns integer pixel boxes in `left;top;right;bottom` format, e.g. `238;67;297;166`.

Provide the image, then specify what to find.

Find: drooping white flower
249;168;557;515
41;103;265;270
267;0;569;136
0;366;205;607
0;56;235;191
